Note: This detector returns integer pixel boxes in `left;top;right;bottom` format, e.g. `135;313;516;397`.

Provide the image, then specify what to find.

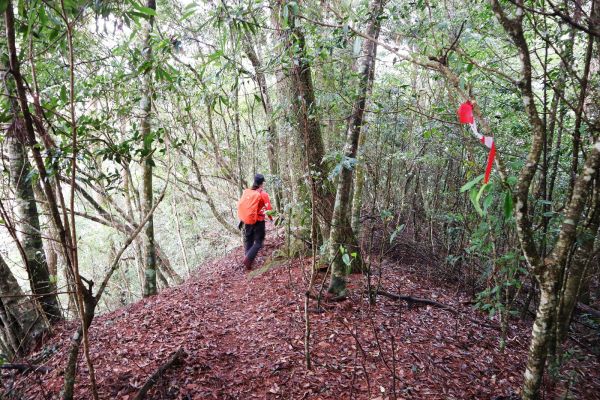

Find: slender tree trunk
489;1;600;397
4;70;61;321
568;30;595;199
328;0;385;295
61;290;96;400
140;0;157;297
172;200;191;277
4;0;75;266
244;33;283;211
556;179;600;344
183;150;239;234
522;275;558;398
351;130;367;235
233;82;245;195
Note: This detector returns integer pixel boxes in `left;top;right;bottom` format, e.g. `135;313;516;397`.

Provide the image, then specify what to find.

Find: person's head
252;174;265;190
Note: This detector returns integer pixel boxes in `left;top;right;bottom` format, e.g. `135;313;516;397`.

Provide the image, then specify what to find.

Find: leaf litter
4;235;599;399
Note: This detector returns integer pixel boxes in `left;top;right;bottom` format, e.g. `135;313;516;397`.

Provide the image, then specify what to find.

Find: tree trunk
351;129;367;236
328;0;385;295
140;0;157;297
244;33;283;211
4;70;61;321
0;253;46;357
555;184;599;344
522;275;558;399
275;0;334;239
232;81;245;195
489;1;600;397
61;291;96;400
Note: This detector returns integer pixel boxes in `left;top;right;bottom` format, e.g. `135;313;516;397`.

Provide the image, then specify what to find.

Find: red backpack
237;189;262;225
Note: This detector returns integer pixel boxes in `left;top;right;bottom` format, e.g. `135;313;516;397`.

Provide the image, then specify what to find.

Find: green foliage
460;174;484;193
338;245;357;274
389;224;405;244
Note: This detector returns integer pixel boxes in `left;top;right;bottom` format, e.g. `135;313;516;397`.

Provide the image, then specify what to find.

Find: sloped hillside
4;238;599;399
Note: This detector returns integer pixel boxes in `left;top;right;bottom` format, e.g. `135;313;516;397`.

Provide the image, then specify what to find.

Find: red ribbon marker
458;100;474;124
458;100;496;184
481;137;496;184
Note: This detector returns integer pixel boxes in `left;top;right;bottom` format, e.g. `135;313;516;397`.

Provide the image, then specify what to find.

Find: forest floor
4;231;600;399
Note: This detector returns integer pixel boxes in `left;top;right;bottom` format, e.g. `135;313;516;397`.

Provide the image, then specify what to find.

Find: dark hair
252;174;265;190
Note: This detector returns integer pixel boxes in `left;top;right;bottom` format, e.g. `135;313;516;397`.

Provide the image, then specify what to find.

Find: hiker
237;174;273;270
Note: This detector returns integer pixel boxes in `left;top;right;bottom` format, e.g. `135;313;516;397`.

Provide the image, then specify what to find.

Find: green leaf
504;191;513;219
181;2;198;20
475;183;490;213
282;4;289;24
469;183;490;216
483;193;494;211
131;1;156;17
181;9;195;20
342;253;351;266
60;85;68;103
460;174;484;193
0;0;8;13
143;131;155;150
207;50;223;61
469;188;482;216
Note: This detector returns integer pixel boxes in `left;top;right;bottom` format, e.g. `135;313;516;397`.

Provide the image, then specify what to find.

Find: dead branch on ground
371;289;500;331
133;348;185;400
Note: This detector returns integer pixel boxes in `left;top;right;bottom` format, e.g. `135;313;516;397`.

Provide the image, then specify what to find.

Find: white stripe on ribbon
482;136;494;149
469;120;483;140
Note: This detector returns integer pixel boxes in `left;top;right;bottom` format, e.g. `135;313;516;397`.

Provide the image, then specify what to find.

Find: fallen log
371;289;500;331
133;348;185;400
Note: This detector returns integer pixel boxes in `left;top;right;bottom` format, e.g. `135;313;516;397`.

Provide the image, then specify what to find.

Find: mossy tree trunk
4;67;61;321
141;0;158;297
328;0;386;295
275;0;334;240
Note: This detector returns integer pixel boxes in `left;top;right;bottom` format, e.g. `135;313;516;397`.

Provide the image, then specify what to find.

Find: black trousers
244;220;266;262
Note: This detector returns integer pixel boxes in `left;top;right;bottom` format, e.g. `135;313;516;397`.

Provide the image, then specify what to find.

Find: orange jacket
256;189;273;221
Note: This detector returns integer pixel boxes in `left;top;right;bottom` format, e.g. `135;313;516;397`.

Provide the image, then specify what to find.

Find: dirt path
7;239;600;399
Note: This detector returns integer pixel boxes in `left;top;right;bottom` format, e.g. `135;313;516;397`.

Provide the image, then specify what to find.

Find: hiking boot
242;257;252;270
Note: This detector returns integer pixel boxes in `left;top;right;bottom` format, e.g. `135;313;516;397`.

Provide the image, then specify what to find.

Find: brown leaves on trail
4;238;599;399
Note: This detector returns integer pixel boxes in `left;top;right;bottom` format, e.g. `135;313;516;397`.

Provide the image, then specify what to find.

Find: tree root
133;348;185;400
0;363;51;373
576;303;600;319
306;292;347;303
371;289;500;331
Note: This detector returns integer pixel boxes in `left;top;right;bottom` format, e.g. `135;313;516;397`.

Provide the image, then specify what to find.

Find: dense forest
0;0;599;398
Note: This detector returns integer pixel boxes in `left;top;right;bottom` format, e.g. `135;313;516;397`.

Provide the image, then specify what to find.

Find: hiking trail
8;236;600;399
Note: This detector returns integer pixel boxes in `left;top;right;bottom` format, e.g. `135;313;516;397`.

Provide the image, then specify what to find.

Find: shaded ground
3;235;599;399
